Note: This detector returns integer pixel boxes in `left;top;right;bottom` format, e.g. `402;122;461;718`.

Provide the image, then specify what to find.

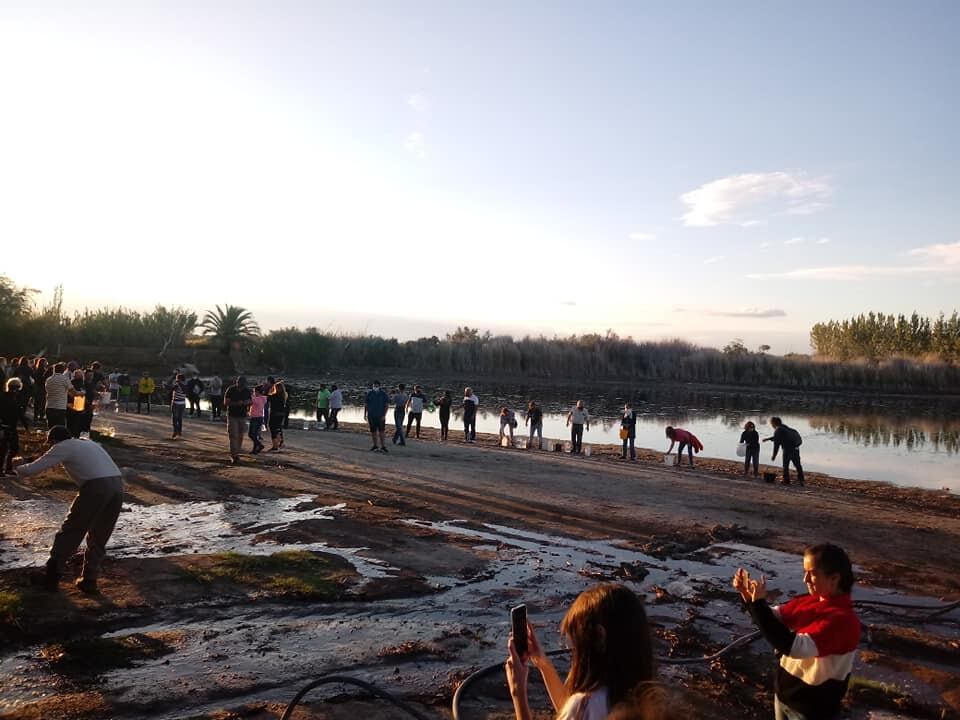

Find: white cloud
908;241;960;265
746;240;960;280
629;232;656;241
403;131;425;159
784;237;804;245
745;265;942;280
816;237;832;245
758;241;773;249
406;92;430;114
740;219;767;227
702;255;724;265
709;307;787;318
680;171;831;227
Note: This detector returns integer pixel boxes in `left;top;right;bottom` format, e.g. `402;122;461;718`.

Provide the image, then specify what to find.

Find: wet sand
1;413;958;719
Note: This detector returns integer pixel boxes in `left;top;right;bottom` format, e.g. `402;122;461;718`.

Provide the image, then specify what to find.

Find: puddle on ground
0;495;392;579
2;507;957;718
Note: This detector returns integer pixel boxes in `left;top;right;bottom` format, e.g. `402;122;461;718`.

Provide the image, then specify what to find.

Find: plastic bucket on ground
664;454;676;466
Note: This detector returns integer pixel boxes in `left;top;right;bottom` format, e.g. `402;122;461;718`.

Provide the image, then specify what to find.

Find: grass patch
181;550;348;599
0;590;23;622
40;632;179;676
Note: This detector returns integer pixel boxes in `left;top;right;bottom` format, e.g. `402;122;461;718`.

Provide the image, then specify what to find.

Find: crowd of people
2;355;861;718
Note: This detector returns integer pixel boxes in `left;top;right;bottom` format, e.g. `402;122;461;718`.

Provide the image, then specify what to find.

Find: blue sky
1;1;957;353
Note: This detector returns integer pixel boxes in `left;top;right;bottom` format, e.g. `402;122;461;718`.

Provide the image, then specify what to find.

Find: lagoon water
219;378;958;492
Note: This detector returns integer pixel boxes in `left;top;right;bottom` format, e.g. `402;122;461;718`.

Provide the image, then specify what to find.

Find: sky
1;1;958;354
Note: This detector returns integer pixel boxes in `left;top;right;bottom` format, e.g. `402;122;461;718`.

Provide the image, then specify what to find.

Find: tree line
2;276;958;393
810;312;960;362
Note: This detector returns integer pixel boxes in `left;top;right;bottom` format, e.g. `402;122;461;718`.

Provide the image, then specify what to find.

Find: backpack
787;427;802;447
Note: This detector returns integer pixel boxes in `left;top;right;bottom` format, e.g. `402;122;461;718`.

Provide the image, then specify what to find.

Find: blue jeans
622;436;635;459
571;424;584;453
393;408;406;444
172;404;184;435
248;417;263;446
529;422;543;447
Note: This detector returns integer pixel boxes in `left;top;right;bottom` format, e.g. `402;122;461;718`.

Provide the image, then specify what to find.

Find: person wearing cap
12;425;124;593
137;371;156;414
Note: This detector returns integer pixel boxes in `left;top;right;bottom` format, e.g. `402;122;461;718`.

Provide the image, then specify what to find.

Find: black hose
280;675;433;720
451;630;763;720
856;598;960;622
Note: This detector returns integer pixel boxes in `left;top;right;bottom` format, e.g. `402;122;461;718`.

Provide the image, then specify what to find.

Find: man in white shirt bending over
14;425;124;594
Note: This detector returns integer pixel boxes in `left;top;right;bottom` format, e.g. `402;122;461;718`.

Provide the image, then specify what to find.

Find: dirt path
1;413;958;719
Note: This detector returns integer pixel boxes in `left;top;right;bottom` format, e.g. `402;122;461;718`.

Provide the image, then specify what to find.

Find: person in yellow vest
137;371;156;414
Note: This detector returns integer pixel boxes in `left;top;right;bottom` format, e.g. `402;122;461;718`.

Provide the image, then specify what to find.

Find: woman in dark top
0;378;30;475
740;421;760;477
32;357;49;422
620;403;638;460
462;387;477;443
435;390;452;440
267;379;287;451
67;370;85;438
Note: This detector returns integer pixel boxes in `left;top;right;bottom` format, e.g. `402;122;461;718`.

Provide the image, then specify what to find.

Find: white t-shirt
557;688;609;720
329;389;343;409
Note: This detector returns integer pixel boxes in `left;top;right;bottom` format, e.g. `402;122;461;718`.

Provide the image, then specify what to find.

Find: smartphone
511;604;528;656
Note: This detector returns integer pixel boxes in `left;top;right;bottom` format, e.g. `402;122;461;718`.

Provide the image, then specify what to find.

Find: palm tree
200;305;261;354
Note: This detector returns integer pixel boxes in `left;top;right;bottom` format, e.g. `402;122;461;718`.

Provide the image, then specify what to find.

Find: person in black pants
435;390;452;440
740;421;760;477
462;387;477;442
765;416;804;485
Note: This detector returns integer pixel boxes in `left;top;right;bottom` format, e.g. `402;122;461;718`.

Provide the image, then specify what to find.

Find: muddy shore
1;414;958;719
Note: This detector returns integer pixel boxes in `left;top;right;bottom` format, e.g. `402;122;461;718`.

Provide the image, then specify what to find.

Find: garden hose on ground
280;675;433;720
281;598;959;719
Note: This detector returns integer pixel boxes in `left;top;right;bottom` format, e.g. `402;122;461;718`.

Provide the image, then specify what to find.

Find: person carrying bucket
665;426;703;467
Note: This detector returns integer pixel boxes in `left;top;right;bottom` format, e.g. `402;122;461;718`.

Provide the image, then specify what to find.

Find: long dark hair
805;543;855;593
560;584;655;707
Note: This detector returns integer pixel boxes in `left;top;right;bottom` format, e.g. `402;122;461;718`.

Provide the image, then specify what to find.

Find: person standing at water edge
434;389;452;440
223;376;252;463
406;384;426;439
740;421;761;477
462;387;478;443
566;400;590;454
499;406;517;446
525;400;543;449
316;383;331;428
665;426;702;467
733;543;860;720
765;416;805;485
391;384;408;445
327;384;343;430
13;425;124;594
620;403;637;460
364;380;389;452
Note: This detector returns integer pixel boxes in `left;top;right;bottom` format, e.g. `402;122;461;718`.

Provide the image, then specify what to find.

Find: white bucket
500;436;511;448
302;420;310;431
664;454;676;466
584;445;592;457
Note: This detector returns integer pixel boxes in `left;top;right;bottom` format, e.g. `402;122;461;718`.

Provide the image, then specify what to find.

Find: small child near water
740;421;760;477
